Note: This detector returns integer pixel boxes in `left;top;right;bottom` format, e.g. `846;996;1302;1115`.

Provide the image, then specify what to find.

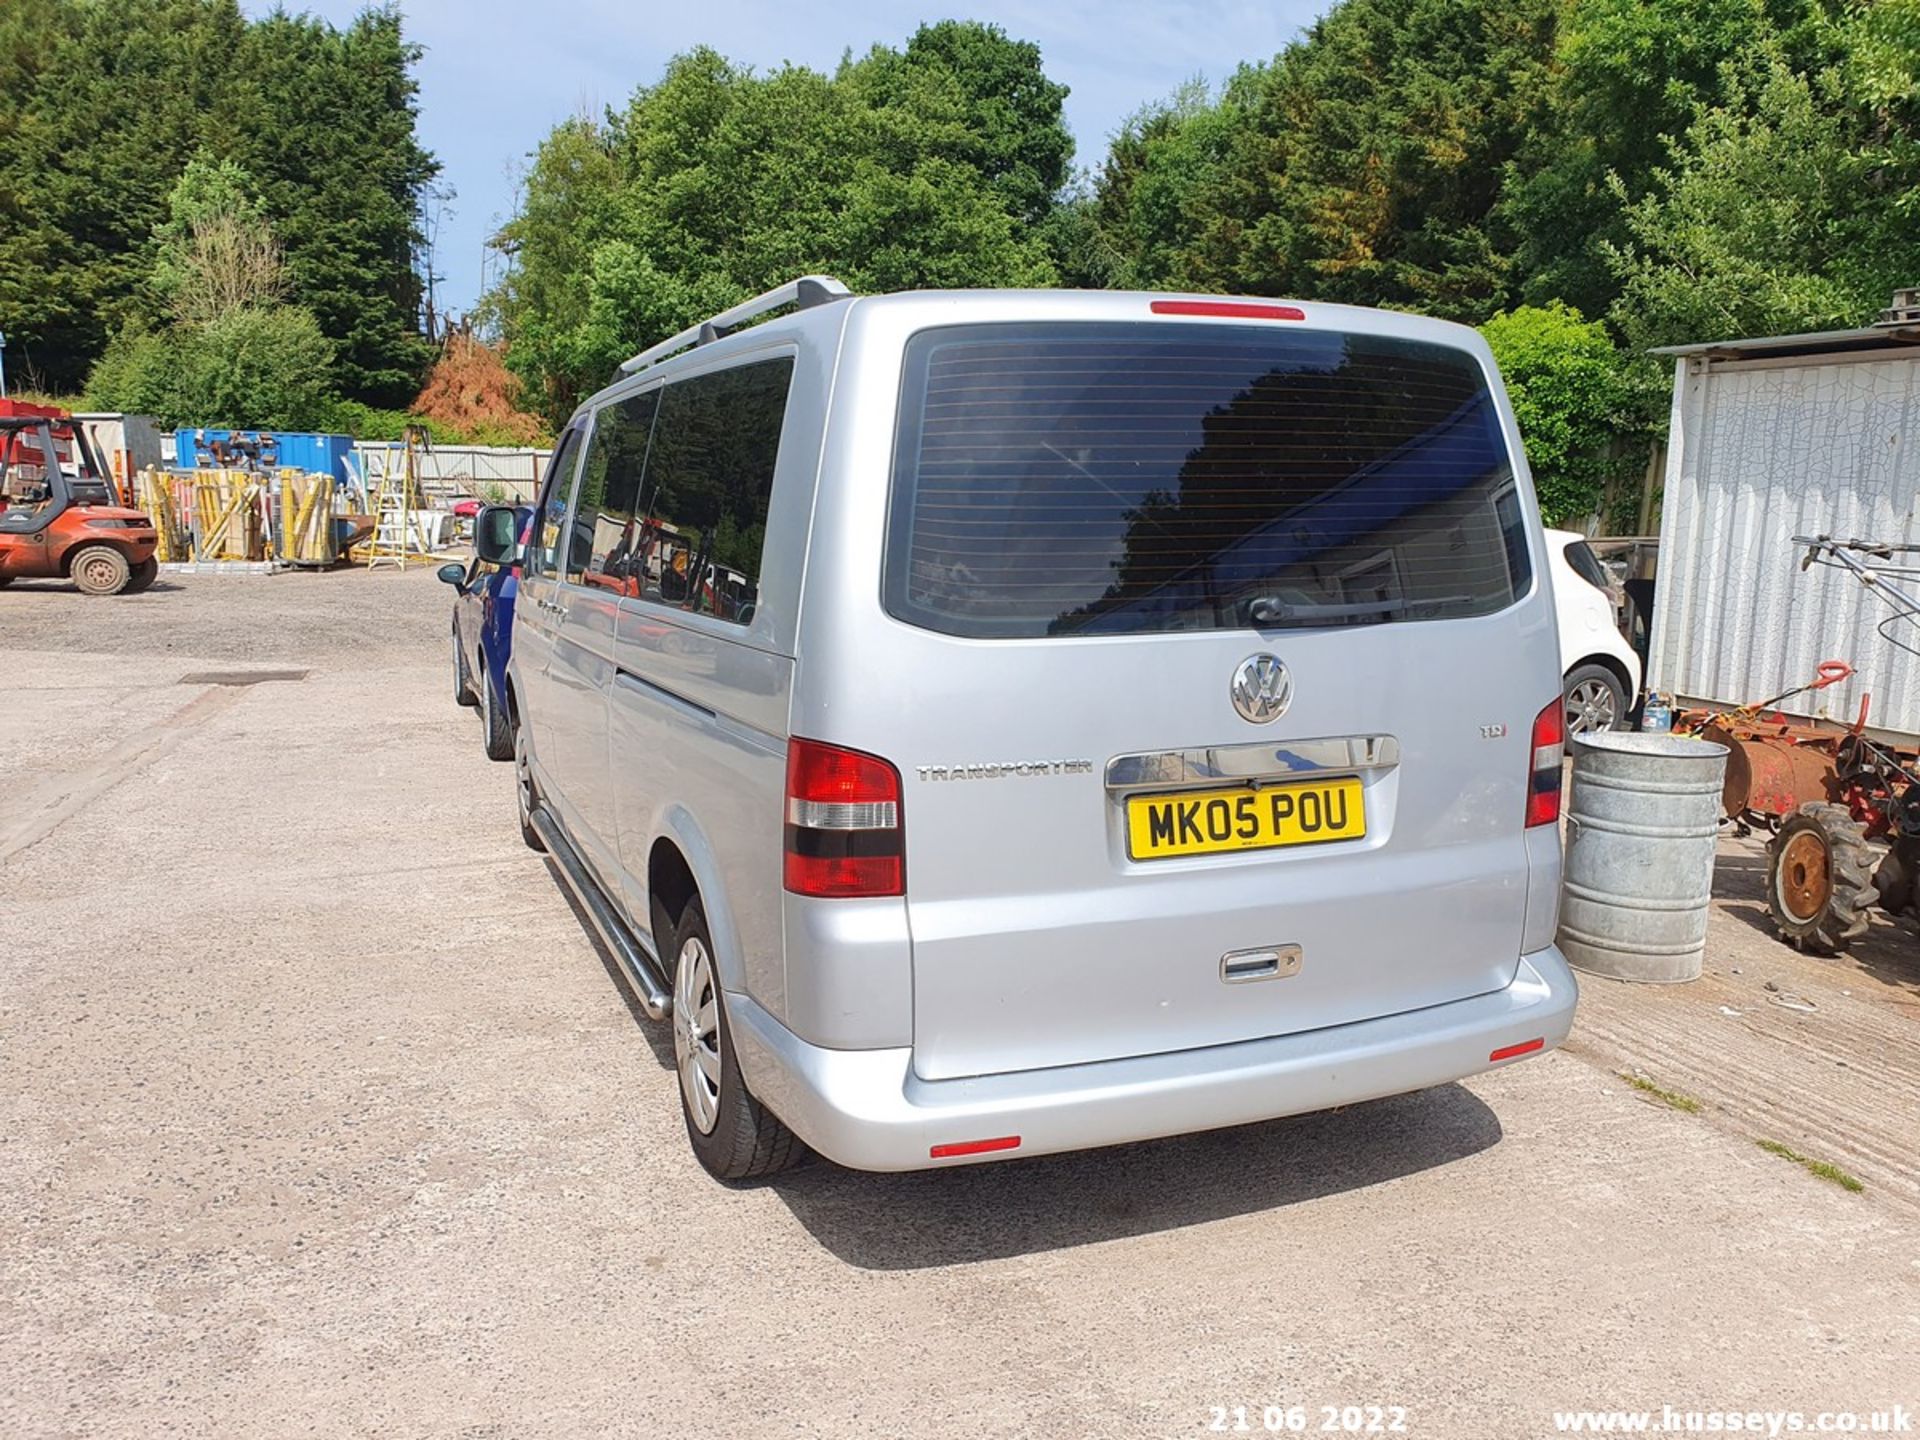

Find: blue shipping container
175;428;355;484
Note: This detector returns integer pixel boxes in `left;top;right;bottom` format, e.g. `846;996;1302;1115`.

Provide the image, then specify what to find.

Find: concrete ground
2;569;1917;1440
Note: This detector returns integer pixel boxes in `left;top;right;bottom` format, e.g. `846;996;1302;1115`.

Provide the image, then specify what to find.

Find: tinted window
571;390;660;594
1564;537;1611;594
1495;486;1529;596
526;426;584;579
883;323;1529;639
632;357;793;624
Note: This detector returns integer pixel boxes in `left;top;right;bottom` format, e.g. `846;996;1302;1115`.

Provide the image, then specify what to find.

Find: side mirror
474;505;518;567
436;562;466;587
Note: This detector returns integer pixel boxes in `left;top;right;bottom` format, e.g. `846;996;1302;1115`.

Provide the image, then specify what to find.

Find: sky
240;1;1329;316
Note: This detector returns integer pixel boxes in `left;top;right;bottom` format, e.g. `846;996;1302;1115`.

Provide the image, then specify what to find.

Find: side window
1492;483;1531;597
573;390;660;596
527;425;584;579
636;356;793;624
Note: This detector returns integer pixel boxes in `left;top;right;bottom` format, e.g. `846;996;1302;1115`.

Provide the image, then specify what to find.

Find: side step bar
530;806;672;1020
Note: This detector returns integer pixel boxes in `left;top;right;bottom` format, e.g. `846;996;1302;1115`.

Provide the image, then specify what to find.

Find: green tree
1078;79;1244;291
227;7;438;403
149;153;286;325
0;0;250;390
1497;0;1834;321
86;162;338;429
1606;61;1920;350
1480;303;1641;525
1083;0;1560;319
491;25;1069;420
0;0;435;401
86;306;336;429
850;21;1072;227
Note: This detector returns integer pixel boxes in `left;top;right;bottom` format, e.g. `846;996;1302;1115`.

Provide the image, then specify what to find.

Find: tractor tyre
124;556;159;594
1768;802;1875;954
1872;836;1920;916
70;545;131;597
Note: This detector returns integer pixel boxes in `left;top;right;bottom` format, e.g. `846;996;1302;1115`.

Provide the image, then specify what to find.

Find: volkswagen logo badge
1231;654;1292;724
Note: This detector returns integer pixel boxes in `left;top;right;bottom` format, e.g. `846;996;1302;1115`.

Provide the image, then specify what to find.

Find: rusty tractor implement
1681;536;1920;953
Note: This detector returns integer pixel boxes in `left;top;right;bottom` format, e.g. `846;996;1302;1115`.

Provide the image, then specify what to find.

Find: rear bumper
730;945;1578;1171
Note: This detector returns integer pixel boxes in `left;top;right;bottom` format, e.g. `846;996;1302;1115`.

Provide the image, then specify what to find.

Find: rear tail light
1526;698;1566;828
783;738;905;898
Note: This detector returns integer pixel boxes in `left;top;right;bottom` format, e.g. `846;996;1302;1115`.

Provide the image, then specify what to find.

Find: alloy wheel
674;936;722;1135
514;721;534;827
1565;678;1617;735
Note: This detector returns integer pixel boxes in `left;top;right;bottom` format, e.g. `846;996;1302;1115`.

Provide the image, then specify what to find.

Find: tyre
453;624;479;707
123;556;159;594
481;658;514;761
513;706;544;852
0;574;16;588
69;544;131;597
1563;662;1628;736
672;897;803;1182
1768;802;1875;954
1873;835;1920;916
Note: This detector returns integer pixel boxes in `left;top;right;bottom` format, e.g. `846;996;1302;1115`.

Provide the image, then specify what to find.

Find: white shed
1647;319;1920;739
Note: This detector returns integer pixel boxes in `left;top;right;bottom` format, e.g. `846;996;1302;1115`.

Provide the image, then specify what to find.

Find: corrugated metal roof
1652;325;1920;360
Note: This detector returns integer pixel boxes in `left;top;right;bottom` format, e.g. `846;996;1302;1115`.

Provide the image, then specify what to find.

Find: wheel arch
57;537;133;576
646;813;750;995
1566;651;1636;700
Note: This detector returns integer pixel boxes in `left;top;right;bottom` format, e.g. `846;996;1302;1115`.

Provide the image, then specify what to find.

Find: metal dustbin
1557;731;1729;983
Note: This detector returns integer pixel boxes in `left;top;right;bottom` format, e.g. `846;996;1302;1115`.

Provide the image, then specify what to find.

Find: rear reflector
929;1135;1021;1159
1526;698;1566;828
783;737;905;898
1150;299;1306;321
1489;1037;1545;1063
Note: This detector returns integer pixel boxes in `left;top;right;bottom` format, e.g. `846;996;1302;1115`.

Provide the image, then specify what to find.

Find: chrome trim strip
615;665;716;720
1104;735;1400;792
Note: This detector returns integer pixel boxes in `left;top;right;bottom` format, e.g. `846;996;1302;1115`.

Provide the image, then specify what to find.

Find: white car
1546;528;1642;735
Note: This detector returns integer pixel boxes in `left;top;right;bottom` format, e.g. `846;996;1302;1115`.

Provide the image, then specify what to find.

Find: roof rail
617;274;852;375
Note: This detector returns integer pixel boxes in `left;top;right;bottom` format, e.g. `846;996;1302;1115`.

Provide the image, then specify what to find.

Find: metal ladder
363;478;414;570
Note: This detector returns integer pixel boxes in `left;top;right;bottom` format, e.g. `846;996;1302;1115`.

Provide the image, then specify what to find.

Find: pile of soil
409;334;547;445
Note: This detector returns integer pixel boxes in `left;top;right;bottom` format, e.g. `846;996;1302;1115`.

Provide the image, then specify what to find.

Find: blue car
439;504;531;761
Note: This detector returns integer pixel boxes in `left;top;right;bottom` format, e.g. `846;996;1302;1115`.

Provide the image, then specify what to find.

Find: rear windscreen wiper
1246;594;1476;624
1247;596;1409;624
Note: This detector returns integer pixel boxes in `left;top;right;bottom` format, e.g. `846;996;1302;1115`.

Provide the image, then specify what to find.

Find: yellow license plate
1125;777;1366;861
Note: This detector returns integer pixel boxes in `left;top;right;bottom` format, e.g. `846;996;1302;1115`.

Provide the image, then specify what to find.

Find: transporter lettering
916;759;1094;781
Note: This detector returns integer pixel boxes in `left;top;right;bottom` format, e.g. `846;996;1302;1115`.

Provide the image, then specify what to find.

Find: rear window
882;322;1531;639
1564;537;1612;594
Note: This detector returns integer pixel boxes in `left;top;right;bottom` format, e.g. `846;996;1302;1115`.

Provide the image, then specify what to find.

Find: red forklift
0;414;159;595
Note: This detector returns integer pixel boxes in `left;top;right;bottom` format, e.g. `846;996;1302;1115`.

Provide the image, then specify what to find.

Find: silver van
497;277;1578;1178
